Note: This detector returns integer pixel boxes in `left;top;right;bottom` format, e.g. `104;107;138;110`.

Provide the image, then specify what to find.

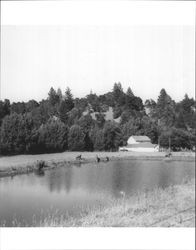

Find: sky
0;1;195;103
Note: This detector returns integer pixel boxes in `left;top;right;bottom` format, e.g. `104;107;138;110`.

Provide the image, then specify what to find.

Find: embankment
0;151;195;178
38;178;195;227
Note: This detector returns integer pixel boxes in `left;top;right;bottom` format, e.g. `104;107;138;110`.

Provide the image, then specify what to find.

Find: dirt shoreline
0;151;195;178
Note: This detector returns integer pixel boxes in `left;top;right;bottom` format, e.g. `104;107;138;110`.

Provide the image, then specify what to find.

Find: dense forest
0;83;195;155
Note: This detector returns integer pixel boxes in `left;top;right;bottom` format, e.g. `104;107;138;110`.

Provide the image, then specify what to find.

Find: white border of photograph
0;228;195;250
1;0;195;26
0;1;195;250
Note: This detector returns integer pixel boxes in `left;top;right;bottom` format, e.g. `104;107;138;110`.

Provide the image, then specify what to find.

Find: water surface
0;159;194;226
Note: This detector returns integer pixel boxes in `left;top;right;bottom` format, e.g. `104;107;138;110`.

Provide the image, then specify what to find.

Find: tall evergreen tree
59;101;68;124
156;88;175;127
126;87;134;97
64;87;74;112
59;87;74;123
48;87;59;106
113;82;123;98
57;88;63;102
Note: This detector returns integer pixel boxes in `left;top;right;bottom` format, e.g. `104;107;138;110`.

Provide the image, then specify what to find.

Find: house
119;135;159;152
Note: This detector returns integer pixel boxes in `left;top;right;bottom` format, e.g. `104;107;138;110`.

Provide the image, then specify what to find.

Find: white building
119;135;159;152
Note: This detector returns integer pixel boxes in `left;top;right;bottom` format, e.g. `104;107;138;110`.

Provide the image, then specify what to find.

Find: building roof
130;136;151;142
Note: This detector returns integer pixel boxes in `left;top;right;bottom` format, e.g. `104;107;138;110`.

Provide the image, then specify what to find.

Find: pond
0;159;195;226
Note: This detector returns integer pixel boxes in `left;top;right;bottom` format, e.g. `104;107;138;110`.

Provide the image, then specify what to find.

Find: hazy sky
1;1;195;103
1;25;195;103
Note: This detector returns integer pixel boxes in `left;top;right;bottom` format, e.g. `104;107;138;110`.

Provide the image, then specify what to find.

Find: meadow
0;151;195;177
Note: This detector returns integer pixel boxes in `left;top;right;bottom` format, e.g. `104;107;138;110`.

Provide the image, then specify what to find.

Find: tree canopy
0;84;195;155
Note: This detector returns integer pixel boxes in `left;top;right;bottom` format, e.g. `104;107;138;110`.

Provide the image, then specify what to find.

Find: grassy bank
0;151;195;178
33;178;194;227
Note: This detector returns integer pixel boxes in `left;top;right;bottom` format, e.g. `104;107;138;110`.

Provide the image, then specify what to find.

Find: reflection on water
47;167;73;193
0;159;194;226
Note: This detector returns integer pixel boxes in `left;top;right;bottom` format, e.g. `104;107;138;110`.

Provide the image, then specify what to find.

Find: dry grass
0;151;195;173
36;178;195;227
3;179;194;227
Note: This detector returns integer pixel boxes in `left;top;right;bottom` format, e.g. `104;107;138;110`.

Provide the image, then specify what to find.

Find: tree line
0;83;195;155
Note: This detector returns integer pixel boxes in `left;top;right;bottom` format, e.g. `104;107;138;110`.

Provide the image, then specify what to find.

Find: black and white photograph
0;0;195;235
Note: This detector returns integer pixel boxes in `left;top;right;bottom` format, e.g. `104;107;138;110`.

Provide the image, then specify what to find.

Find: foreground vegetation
0;83;195;155
40;179;195;227
7;178;194;227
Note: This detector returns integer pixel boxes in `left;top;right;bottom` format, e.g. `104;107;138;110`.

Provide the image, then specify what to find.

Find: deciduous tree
68;125;85;151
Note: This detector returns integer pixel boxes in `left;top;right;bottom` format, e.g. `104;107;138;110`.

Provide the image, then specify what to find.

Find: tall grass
3;178;194;227
41;178;195;227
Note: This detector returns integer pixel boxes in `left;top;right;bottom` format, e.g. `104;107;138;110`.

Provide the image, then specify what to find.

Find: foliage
68;125;85;151
140;116;158;144
10;102;26;114
155;88;176;127
78;114;94;134
67;108;82;127
125;95;143;111
30;100;51;127
64;87;74;111
95;113;105;128
59;87;74;123
159;128;194;151
86;92;100;112
0;113;37;154
0;99;10;125
38;119;69;153
0;84;195;155
93;128;105;151
126;87;134;97
57;88;63;102
77;114;94;151
176;94;196;129
59;100;69;123
48;87;60;106
25;100;39;113
144;99;156;117
103;121;123;151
